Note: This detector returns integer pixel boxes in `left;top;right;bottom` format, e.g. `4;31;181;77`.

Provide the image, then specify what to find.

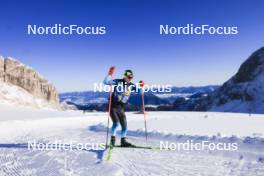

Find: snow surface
0;81;55;109
0;105;263;175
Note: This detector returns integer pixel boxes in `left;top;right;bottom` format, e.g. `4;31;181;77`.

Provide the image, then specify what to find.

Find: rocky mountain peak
0;56;60;109
199;47;264;113
233;47;264;83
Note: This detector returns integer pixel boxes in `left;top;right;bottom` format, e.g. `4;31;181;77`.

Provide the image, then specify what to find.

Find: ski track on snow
0;112;263;175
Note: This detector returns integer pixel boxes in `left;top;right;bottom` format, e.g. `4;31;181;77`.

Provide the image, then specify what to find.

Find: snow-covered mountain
60;91;109;105
0;56;60;109
198;47;264;113
59;86;218;111
60;91;169;111
154;85;218;103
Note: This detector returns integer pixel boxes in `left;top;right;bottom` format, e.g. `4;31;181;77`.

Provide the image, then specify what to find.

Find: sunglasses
127;76;133;79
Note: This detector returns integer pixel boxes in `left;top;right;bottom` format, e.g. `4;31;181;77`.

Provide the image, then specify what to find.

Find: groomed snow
0;105;263;175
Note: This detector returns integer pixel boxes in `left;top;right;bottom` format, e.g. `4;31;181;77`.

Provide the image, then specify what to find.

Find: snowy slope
210;68;264;113
0;81;57;109
200;47;264;114
0;105;263;175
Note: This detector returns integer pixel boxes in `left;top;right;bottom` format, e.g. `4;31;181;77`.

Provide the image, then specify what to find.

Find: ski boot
110;136;115;146
120;137;135;147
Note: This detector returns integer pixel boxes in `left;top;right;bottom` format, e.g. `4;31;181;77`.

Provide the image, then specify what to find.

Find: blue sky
0;0;264;92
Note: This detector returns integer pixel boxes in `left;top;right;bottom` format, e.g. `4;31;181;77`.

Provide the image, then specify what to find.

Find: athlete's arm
103;75;117;85
103;66;117;85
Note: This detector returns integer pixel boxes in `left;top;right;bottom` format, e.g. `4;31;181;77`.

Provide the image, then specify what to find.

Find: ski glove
108;66;115;76
139;80;145;88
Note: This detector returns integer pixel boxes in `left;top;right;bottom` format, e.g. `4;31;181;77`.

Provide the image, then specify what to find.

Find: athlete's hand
139;80;145;88
108;66;115;76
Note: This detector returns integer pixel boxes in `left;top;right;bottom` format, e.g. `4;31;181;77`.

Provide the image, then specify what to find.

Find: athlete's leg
110;107;119;137
118;106;127;138
117;106;134;147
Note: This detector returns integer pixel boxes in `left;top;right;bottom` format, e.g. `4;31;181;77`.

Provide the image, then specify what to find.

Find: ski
114;145;152;149
107;144;158;149
104;144;167;161
105;145;151;161
106;145;114;161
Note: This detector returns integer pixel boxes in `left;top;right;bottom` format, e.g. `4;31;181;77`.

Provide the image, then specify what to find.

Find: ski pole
105;67;115;147
105;84;112;147
140;80;148;145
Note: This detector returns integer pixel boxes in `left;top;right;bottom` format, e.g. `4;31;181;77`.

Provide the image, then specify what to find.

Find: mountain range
59;85;218;111
1;47;264;114
60;47;264;114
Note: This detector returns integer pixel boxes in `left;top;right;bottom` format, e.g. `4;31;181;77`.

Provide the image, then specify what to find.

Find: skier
103;67;144;147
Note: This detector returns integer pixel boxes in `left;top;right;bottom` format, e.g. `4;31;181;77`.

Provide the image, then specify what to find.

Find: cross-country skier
104;67;144;147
